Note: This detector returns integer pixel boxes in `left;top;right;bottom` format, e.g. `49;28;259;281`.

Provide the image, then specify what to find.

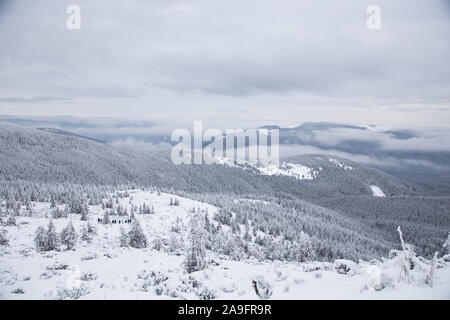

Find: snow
370;185;386;197
1;190;449;300
215;156;318;181
257;162;318;180
329;158;353;171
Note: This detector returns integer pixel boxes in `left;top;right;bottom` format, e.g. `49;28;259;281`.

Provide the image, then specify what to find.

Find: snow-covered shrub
81;252;98;261
0;228;8;246
334;259;357;275
152;237;163;251
198;286;217;300
137;270;168;291
34;220;60;252
128;219;148;248
171;217;183;233
252;276;273;300
361;265;394;292
46;262;69;271
51;207;68;219
80;272;97;281
185;212;208;273
6;215;16;226
60;221;77;250
56;284;90;300
11;287;25;294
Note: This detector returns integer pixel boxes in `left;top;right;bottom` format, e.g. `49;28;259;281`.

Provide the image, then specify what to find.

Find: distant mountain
0;122;420;199
37;128;105;143
1;122;448;259
266;122;450;195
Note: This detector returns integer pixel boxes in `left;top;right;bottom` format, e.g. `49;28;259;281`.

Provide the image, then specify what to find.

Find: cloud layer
0;0;449;127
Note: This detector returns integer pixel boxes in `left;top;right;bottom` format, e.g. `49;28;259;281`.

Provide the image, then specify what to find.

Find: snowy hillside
1;190;449;300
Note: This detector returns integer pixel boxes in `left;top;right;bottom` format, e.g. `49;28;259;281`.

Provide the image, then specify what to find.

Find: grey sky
0;0;449;129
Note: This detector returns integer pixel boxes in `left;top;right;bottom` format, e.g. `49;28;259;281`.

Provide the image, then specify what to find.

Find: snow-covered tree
185;212;207;273
120;227;128;247
34;220;61;252
428;252;438;287
34;226;46;251
397;226;412;283
128;219;147;248
60;221;78;250
102;210;110;225
81;222;96;242
80;204;89;221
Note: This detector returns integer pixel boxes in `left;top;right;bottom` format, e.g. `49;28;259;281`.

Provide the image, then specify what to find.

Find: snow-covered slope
1;190;449;300
370;185;386;197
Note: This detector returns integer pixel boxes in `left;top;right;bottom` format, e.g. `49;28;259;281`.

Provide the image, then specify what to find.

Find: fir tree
120;227;128;247
128;220;147;248
61;221;78;250
185;212;207;273
34;220;61;252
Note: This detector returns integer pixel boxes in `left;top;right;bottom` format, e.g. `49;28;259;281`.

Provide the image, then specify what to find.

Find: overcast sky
0;0;449;129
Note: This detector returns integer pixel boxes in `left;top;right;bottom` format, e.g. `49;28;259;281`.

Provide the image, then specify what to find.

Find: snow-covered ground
215;156;319;180
370;185;386;197
1;190;449;300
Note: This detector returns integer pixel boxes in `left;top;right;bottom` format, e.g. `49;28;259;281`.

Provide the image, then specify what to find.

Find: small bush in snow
56;284;90;300
314;271;323;279
119;227;128;247
361;265;394;292
34;220;61;252
334;259;357;275
6;215;16;226
80;272;98;281
60;221;77;250
11;287;25;294
252;276;273;300
198;286;217;300
137;270;168;291
128;220;148;248
81;252;98;261
52;207;68;219
0;228;9;246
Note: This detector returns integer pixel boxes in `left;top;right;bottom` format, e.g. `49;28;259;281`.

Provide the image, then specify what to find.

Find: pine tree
34;226;46;251
120;227;128;247
103;210;110;225
34;220;61;252
80;204;89;221
81;223;93;242
185;212;207;273
46;219;61;251
61;221;78;250
128;220;147;248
